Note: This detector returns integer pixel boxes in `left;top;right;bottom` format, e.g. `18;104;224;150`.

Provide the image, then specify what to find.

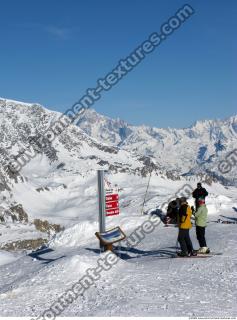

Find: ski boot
177;251;189;257
198;247;210;254
188;250;197;256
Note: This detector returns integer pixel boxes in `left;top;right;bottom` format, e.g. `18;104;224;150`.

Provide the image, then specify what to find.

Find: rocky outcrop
0;238;47;251
0;204;28;223
33;219;64;234
10;204;29;223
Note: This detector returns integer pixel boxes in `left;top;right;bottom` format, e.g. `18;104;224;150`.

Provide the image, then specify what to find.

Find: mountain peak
0;97;35;107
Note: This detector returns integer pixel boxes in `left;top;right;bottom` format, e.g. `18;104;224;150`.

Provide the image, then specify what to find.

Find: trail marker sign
105;188;120;216
105;194;119;202
97;170;121;251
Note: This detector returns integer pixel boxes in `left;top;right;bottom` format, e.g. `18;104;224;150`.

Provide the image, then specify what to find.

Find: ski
174;252;223;258
174;251;223;258
174;254;212;258
194;252;222;256
216;219;237;224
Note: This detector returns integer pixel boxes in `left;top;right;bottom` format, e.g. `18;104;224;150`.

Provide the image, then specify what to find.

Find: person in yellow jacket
177;197;197;257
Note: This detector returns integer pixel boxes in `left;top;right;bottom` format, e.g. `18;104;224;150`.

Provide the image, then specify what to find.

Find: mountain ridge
76;107;237;183
1;96;236;130
0;97;236;250
1;97;236;186
0;97;236;189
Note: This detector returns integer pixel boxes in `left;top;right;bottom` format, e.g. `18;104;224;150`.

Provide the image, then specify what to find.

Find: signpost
97;170;120;250
97;170;106;236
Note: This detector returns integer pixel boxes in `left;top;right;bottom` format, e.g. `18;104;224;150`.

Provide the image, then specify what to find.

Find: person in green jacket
194;199;210;253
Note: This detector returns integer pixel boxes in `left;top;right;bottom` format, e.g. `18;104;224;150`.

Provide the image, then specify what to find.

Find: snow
0;250;20;266
0;98;237;316
49;221;98;248
0;224;46;245
0;181;237;317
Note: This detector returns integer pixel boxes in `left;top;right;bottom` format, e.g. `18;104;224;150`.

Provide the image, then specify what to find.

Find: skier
194;199;210;254
192;182;208;210
165;198;180;224
177;197;197;257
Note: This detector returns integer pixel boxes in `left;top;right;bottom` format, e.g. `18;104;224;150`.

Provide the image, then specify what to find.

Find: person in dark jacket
192;182;208;210
177;197;196;257
165;198;180;224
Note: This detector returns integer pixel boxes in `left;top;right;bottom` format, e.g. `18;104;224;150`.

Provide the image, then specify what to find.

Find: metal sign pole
97;170;106;250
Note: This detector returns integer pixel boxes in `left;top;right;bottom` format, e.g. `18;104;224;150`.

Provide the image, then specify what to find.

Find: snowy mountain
77;108;237;184
0;98;161;248
1;98;237;317
0;97;236;249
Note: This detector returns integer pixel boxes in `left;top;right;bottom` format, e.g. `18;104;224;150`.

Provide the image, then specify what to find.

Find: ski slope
0;185;237;317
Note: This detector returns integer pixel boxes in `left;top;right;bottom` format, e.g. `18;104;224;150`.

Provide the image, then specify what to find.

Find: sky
0;0;236;128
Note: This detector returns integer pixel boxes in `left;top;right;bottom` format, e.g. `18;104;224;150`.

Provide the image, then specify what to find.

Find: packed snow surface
0;251;20;267
0;180;237;317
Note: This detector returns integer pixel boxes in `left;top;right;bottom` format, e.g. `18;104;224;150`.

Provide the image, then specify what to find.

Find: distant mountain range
77;108;237;185
1;98;236;195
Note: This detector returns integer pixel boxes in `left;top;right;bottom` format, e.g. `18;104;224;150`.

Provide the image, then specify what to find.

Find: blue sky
0;0;236;128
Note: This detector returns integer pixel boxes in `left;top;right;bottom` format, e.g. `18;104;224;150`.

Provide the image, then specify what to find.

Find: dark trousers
196;226;207;247
178;228;193;254
195;199;199;210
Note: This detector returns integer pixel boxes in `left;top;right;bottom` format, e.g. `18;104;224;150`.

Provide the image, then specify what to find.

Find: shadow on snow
28;247;66;264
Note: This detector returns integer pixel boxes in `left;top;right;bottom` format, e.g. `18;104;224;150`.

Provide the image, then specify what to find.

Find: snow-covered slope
0;183;237;317
0;98;236;241
77;109;237;184
0;98;160;246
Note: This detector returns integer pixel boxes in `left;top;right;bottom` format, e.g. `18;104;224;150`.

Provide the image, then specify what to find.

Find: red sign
105;187;120;216
106;208;120;216
106;201;119;209
105;194;119;202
